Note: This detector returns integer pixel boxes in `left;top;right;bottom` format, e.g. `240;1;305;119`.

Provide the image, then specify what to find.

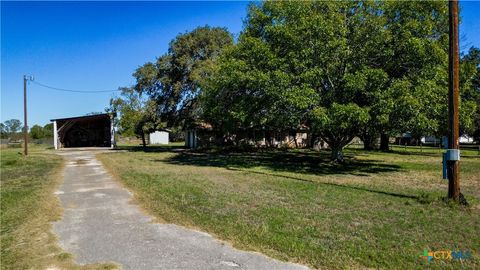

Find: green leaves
311;103;370;136
460;47;480;139
134;26;233;129
109;87;162;138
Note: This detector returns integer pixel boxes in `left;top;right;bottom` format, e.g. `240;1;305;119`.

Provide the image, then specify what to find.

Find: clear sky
1;1;479;127
1;1;249;126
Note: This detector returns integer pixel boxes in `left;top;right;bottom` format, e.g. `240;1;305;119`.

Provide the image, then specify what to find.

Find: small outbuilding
51;113;115;149
185;123;214;149
149;130;170;145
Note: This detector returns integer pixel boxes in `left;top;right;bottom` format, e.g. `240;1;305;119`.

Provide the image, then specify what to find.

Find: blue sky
1;1;479;127
1;1;249;126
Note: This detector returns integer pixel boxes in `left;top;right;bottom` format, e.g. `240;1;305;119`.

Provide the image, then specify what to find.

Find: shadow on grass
227;167;422;201
162;149;401;177
377;145;480;157
163;151;430;202
115;145;186;153
346;147;443;158
119;145;441;203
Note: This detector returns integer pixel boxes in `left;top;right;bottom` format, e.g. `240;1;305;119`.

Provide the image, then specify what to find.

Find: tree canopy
109;87;162;147
114;1;478;161
2;119;23;140
133;26;233;129
201;0;464;161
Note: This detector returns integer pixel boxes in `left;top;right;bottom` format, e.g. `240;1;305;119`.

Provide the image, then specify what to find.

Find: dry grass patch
0;145;118;270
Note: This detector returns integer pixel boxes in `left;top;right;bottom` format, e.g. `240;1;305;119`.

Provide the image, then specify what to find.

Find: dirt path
53;149;308;270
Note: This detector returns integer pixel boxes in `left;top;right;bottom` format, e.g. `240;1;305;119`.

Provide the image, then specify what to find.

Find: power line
31;80;122;93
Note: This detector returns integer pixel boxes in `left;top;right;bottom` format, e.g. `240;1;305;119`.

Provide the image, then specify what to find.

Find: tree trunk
307;132;315;148
380;133;389;152
265;130;271;148
331;146;344;163
214;130;222;146
141;132;147;148
361;133;376;150
293;131;299;148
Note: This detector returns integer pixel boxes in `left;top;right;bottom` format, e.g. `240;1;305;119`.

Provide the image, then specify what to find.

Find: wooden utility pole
447;0;460;201
23;75;28;156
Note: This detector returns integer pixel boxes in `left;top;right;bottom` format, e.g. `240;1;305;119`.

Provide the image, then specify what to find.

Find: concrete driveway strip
53;149;309;270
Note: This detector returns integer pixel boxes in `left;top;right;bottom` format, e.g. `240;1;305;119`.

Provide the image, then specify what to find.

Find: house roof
185;122;213;131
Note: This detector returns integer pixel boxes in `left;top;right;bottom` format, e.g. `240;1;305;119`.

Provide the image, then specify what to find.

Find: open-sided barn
51;113;115;149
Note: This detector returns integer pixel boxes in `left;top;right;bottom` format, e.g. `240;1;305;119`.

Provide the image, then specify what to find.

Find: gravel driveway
53;149;309;270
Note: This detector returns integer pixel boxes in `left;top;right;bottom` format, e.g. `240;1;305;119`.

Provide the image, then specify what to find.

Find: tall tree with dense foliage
375;1;450;150
43;123;53;138
3;119;23;140
204;1;390;161
460;47;480;141
109;87;162;147
29;125;44;140
203;0;463;160
134;26;233;129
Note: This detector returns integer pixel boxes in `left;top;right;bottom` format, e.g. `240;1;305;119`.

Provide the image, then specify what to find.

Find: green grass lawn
0;145;117;270
98;144;480;269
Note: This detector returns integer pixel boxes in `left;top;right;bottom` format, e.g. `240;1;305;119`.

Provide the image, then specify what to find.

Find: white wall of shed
110;120;115;148
149;131;169;144
459;135;474;143
53;121;58;150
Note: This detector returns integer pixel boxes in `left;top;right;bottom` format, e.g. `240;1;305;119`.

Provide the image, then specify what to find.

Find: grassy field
0;145;117;270
98;144;479;269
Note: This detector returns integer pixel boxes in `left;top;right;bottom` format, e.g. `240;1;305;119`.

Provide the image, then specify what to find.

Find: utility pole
447;0;460;201
23;75;28;156
23;75;33;156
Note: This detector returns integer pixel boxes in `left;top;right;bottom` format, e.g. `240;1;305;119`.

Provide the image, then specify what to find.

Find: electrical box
442;149;460;180
445;149;460;161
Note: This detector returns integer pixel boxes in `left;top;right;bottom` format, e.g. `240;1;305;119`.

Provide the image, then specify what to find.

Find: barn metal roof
50;113;114;122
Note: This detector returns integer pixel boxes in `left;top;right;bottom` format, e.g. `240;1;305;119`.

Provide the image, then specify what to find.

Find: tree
3;119;23;140
204;1;389;161
310;104;370;161
30;125;44;139
43;123;54;138
375;1;450;150
0;123;6;139
109;87;162;147
204;1;458;159
134;26;233;129
460;47;480;141
201;34;315;140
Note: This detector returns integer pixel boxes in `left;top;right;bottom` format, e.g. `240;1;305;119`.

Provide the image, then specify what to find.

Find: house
185;123;215;149
149;130;170;145
399;133;475;146
421;136;442;145
51;113;115;149
184;123;310;149
395;132;414;145
267;127;309;148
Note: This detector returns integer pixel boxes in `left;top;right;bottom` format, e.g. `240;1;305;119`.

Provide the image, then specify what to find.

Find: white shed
459;135;474;144
149;130;169;145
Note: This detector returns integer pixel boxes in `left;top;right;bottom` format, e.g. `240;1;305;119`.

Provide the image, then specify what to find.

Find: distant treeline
0;119;53;141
